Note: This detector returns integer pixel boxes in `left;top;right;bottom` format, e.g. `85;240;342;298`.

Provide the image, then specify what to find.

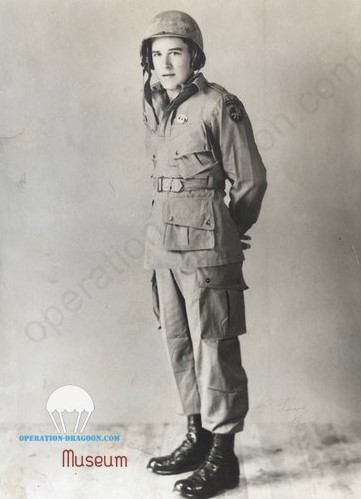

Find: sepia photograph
1;1;360;497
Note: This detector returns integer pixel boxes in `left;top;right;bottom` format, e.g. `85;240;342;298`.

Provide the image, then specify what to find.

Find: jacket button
169;216;174;221
175;150;179;155
206;220;211;225
152;154;156;159
205;278;211;283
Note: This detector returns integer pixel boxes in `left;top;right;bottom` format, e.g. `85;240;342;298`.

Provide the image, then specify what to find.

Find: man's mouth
162;74;175;78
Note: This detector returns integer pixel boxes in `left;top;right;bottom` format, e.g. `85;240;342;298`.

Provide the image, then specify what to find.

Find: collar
190;72;207;92
148;72;206;125
151;72;206;97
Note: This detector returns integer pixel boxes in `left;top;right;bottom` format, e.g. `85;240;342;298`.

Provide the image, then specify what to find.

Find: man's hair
183;38;206;72
141;38;206;73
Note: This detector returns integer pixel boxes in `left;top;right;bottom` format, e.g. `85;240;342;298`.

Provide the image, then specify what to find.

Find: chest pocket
169;122;217;179
163;196;215;251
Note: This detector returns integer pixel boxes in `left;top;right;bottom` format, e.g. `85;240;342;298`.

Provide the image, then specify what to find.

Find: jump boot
173;433;239;498
147;414;212;475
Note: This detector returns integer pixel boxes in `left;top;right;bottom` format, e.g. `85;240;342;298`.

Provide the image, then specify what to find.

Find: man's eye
152;53;160;57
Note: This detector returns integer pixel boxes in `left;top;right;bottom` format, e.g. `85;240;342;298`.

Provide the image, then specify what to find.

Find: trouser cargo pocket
151;271;162;330
196;263;248;340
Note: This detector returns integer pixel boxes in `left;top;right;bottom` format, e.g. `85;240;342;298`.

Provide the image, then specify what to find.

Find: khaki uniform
143;72;267;433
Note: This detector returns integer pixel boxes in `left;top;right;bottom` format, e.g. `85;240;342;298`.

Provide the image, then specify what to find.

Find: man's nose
163;54;172;68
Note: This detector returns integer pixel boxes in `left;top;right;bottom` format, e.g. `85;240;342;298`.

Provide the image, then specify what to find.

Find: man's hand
240;234;252;250
234;224;252;250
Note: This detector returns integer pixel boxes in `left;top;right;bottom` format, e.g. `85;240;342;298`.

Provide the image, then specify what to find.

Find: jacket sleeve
209;94;267;235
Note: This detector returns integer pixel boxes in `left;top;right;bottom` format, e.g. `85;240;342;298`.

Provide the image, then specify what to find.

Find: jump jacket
143;72;267;270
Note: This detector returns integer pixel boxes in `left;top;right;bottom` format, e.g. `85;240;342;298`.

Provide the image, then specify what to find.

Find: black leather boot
173;433;239;498
147;414;212;475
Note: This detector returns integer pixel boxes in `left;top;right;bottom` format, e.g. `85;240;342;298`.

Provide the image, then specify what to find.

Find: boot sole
173;476;240;498
147;462;202;476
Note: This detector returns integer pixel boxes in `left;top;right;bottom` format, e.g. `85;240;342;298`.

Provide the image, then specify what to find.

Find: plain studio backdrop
1;0;361;429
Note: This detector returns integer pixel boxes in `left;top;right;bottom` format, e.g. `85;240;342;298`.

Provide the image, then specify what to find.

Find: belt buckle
170;178;184;193
157;177;164;192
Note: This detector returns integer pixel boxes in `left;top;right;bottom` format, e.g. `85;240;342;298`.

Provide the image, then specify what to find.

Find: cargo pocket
170;122;217;179
163;196;215;251
151;271;161;330
196;263;248;339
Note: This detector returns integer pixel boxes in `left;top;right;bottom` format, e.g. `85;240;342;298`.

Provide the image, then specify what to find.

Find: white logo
46;385;94;434
176;114;188;124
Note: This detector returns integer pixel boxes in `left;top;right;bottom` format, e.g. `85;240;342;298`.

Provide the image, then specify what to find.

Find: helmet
142;10;204;54
141;11;205;73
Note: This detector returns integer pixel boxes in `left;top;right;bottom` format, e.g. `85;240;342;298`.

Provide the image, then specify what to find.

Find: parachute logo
46;385;94;434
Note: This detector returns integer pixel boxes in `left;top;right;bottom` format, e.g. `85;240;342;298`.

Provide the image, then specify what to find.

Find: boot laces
172;431;198;457
186;446;225;485
156;432;198;465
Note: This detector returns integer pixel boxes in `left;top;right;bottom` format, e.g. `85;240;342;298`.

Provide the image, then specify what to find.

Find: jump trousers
155;267;249;434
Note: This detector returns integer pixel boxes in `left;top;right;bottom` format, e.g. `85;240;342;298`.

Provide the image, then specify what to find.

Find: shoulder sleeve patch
224;94;244;123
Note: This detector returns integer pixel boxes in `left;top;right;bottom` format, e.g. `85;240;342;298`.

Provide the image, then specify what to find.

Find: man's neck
167;90;180;101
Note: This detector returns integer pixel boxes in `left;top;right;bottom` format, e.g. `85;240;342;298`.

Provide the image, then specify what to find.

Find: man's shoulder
199;76;245;109
203;79;228;96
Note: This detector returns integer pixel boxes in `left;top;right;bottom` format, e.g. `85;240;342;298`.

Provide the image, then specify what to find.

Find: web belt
154;176;225;193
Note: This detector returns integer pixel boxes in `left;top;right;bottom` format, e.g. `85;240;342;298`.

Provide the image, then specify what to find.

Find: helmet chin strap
143;68;160;125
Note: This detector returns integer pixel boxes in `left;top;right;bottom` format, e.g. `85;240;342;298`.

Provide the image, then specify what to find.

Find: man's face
151;37;193;97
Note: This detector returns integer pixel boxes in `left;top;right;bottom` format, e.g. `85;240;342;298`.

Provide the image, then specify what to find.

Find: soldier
140;10;267;498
